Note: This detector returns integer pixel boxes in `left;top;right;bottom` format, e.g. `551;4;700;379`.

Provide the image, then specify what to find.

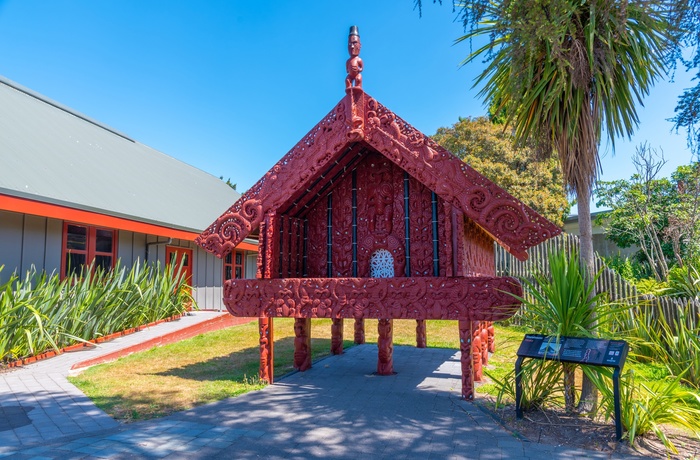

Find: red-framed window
62;223;117;277
166;246;193;287
223;250;245;281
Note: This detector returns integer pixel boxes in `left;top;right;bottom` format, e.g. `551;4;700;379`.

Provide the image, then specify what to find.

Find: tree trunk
563;363;577;413
576;188;598;413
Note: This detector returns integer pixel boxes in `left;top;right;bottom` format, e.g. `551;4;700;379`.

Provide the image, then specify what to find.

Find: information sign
514;334;629;441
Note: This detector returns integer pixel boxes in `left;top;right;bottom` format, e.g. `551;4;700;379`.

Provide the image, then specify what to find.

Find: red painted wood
223;276;521;321
354;318;365;344
196;90;561;262
459;320;475;400
377;319;393;375
259;317;274;383
293;318;312;371
331;318;344;355
416;320;427;348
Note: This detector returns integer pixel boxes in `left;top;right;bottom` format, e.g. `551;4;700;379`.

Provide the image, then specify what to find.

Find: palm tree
457;0;669;410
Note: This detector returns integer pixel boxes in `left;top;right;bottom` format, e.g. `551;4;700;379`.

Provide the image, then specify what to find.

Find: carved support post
472;322;483;382
259;317;274;383
487;322;495;353
377;319;394;375
458;319;478;400
293;318;312;371
331;318;344;355
416;319;427;348
481;323;489;365
354;318;365;344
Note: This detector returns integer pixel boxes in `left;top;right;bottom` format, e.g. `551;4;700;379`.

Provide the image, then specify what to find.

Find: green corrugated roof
0;76;240;233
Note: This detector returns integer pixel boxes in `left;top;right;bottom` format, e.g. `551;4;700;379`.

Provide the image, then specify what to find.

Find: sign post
515;334;629;441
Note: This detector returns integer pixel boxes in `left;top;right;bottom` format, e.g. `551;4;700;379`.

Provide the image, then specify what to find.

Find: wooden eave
197;89;561;261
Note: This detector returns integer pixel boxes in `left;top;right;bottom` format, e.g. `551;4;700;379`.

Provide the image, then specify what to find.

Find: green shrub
667;260;700;299
585;368;700;453
0;260;193;363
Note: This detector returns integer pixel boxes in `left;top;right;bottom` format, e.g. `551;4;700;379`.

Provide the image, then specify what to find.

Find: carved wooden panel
223;276;521;321
197;90;560;262
407;176;434;277
463;218;496;277
362;95;561;260
305;200;327;278
356;152;406;277
331;173;354;277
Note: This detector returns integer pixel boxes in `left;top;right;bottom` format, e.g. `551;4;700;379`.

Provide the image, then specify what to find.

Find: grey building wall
0;210;255;311
0;210;62;283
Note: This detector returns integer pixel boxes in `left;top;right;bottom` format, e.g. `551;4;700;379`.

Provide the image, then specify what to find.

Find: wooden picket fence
495;233;700;328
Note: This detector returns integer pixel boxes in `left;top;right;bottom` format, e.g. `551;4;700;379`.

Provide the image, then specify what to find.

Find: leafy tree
433;116;569;226
668;0;700;156
596;147;700;280
418;0;670;410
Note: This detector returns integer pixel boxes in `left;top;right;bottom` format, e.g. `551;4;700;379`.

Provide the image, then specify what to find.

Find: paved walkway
0;316;652;459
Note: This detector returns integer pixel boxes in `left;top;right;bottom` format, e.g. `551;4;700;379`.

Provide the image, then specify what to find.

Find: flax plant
513;250;615;413
0;260;192;364
584;367;700;452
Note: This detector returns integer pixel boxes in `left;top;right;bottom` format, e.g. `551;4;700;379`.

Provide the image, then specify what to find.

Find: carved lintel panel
331;318;344;355
354;318;365;344
293;318;312;371
259;318;274;383
459;320;475;400
224;276;521;321
377;319;394;375
416;320;427;348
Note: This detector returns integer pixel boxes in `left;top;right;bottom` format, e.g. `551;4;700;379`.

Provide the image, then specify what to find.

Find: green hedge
0;260;193;363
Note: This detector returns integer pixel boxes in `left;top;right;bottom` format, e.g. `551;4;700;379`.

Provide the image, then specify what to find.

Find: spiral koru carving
223;276;522;321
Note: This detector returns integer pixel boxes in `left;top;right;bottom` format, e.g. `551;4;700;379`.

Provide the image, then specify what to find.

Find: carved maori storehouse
197;26;561;399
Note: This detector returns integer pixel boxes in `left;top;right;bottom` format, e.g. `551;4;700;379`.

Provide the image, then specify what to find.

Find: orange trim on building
236;241;258;251
0;194;199;241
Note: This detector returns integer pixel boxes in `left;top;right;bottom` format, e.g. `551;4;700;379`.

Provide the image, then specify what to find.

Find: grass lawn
69;318;477;421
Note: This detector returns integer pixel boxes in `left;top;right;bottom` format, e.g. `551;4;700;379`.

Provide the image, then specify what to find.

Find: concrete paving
1;316;652;459
0;310;226;449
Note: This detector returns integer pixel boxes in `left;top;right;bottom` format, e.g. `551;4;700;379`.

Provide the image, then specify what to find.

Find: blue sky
0;1;695;213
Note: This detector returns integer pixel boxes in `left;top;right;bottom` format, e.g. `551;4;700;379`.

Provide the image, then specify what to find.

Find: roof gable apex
197;90;561;260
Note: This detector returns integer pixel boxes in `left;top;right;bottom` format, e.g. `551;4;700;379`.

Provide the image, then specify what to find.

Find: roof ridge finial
345;25;363;93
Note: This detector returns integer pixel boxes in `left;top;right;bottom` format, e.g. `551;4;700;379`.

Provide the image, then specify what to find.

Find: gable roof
0;76;239;238
197;89;561;260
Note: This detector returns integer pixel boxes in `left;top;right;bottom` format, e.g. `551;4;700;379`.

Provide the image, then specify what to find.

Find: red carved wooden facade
197;27;560;399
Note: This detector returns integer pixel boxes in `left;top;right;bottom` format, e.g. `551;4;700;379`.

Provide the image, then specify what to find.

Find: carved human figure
293;318;311;371
331;318;344;355
345;26;363;91
377;318;394;374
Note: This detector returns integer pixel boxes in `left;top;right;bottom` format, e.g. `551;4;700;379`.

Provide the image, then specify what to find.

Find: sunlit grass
70;318;479;421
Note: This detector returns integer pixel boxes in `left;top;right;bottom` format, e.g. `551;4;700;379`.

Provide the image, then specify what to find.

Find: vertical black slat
278;216;284;278
327;193;333;278
352;170;358;277
302;218;308;277
404;171;411;277
431;191;440;277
